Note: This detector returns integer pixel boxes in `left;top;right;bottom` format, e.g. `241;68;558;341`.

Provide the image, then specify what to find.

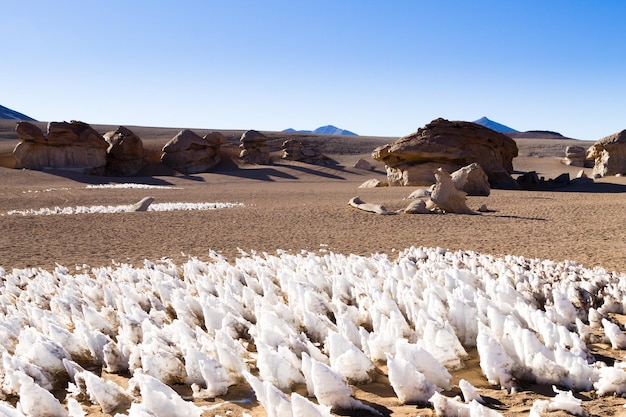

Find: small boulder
406;188;432;199
128;197;154;212
358;179;387;188
404;199;431;214
161;129;221;174
348;196;393;215
354;159;373;171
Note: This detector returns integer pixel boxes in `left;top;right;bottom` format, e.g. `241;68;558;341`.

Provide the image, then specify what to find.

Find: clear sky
2;1;625;140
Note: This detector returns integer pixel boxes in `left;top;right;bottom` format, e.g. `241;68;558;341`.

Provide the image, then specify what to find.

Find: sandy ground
1;131;626;416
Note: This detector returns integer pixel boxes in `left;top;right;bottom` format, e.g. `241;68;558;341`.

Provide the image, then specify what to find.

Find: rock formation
161;129;222;174
372;118;519;189
239;130;270;164
354;159;373;171
348;197;393;215
13;121;108;174
128;197;154;212
563;146;588;167
427;168;476;214
587;130;626;177
281;139;329;165
450;163;491;196
358;179;387;188
404;199;431;214
104;126;145;176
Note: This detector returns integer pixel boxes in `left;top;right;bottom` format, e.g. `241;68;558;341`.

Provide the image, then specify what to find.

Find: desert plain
1;119;626;416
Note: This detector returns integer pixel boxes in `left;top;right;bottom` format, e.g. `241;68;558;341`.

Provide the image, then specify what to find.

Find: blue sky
2;1;625;140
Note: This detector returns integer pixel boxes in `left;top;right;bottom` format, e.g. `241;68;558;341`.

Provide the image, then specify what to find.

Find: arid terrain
1;119;626;416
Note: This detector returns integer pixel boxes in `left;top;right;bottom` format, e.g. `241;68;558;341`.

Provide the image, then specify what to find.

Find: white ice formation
1;246;626;415
3;201;244;216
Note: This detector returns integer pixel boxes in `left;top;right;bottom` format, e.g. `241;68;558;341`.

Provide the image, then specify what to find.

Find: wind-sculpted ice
86;184;182;189
3;201;244;216
0;247;626;415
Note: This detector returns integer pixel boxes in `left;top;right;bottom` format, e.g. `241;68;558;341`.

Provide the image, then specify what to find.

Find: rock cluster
281;139;329;165
587;130;626;177
372;118;519;189
161;129;223;174
13;121;109;174
239;130;270;165
104;126;145;176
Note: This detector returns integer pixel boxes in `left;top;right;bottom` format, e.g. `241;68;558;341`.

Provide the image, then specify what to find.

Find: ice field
1;246;626;416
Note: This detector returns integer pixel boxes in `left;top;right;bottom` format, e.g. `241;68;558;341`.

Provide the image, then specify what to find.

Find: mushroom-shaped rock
450;163;491;196
587;130;626;177
104;126;145;176
239;130;270;164
428;168;477;214
372;118;519;189
161;129;221;174
13;120;108;174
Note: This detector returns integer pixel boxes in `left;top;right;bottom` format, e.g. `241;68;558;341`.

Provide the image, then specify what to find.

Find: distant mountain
472;117;518;133
283;125;358;136
0;105;36;121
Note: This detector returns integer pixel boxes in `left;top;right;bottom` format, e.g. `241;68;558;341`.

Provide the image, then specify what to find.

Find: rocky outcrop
239;130;270;165
562;146;588;167
427;168;476;214
281;139;330;165
372;118;519;189
13;121;108;174
104;126;145;176
587;130;626;177
450;163;490;196
161;129;222;174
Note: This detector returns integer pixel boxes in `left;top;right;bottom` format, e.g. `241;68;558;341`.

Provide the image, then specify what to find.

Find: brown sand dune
1;120;626;416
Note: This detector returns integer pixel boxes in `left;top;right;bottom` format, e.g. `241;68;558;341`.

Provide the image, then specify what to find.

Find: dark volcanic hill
0;105;36;121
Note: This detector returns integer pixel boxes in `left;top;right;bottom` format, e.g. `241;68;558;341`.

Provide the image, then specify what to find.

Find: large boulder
161;129;222;174
372;118;519;189
239;130;270;164
104;126;145;176
13;121;108;174
587;130;626;177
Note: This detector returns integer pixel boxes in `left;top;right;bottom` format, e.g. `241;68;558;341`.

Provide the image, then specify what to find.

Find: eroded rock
587;130;626;177
372;118;519;189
